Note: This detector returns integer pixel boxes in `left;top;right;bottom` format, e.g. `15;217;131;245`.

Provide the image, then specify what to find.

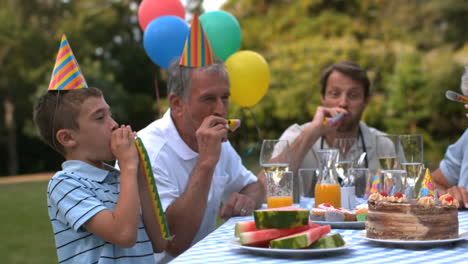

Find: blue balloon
143;15;189;69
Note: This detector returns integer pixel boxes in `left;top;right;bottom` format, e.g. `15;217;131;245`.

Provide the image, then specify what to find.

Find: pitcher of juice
314;149;341;208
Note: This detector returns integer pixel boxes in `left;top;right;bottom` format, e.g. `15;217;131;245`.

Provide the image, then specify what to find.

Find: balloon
200;11;241;61
225;51;270;107
138;0;185;31
143;16;189;69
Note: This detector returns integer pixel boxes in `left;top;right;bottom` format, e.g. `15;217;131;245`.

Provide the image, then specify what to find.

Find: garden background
1;0;468;263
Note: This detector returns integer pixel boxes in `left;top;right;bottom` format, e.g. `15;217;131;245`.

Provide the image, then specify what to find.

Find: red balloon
138;0;185;31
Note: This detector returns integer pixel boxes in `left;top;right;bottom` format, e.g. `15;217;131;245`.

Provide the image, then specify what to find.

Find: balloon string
241;107;262;158
154;75;162;118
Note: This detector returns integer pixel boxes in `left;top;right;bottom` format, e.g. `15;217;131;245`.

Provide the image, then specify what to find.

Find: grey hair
167;57;229;100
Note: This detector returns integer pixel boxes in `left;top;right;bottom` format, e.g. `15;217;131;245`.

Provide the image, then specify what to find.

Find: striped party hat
48;34;88;90
179;13;214;67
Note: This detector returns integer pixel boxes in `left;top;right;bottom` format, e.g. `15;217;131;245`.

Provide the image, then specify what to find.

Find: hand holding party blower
323;112;344;126
134;137;172;240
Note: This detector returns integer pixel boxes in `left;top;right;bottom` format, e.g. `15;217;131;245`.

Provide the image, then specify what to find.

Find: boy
33;87;167;263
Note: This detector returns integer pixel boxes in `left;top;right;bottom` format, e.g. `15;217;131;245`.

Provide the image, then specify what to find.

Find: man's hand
196;116;228;165
309;106;347;133
441;186;468;208
220;192;256;219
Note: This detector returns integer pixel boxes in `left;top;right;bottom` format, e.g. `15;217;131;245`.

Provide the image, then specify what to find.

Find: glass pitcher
314;149;341;208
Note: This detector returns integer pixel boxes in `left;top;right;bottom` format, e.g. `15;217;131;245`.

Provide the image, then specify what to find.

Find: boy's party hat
418;168;435;198
179;13;214;67
48;34;88;90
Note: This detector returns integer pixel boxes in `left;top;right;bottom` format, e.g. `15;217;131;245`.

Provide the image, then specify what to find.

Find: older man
137;58;264;262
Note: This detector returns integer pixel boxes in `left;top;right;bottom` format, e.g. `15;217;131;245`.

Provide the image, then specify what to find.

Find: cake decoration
369;174;380;194
417;196;436;208
439;194;460;208
368;192;383;201
386;192;407;203
418;168;435;198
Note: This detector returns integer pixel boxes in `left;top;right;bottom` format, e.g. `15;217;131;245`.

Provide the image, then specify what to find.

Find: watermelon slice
235;221;257;237
269;225;331;249
239;224;313;247
254;206;309;229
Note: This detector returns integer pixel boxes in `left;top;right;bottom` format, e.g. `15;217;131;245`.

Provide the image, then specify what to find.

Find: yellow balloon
225;50;270;107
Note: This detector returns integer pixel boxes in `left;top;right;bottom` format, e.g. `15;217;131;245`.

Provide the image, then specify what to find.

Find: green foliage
225;0;468;169
1;0;468;175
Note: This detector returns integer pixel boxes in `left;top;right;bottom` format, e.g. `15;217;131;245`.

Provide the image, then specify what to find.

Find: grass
0;155;262;264
0;181;57;264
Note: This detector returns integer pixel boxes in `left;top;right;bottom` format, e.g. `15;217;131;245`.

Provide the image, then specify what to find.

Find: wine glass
332;137;356;185
380;170;406;195
260;140;292;200
399;134;424;197
376;134;400;170
260;139;291;173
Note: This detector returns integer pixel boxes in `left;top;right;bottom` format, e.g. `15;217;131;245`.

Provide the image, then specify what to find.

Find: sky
180;0;226;12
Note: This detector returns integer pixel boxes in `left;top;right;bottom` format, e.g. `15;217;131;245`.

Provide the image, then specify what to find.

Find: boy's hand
111;125;138;167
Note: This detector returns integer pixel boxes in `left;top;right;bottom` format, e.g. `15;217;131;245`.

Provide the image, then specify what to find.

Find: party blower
445;90;468;104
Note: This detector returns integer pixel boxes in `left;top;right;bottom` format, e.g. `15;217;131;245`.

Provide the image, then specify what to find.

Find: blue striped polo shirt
47;160;155;264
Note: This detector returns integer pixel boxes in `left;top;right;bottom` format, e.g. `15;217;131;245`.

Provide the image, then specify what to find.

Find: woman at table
432;104;468;209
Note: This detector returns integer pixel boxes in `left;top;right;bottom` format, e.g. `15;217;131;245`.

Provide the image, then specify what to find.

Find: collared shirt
278;121;386;174
47;160;154;264
440;129;468;190
138;110;258;262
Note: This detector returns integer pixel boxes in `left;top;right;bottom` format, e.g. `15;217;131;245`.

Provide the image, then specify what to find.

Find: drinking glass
260;139;291;200
260;140;291;173
348;168;372;200
376;134;400;170
332;137;357;184
399;134;424;195
266;171;293;208
298;168;319;209
380;170;406;195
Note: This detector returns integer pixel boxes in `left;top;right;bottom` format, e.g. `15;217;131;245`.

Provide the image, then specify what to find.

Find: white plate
229;238;352;256
313;220;365;229
357;229;468;247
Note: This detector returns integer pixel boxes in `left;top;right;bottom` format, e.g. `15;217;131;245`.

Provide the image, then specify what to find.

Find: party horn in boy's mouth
135;137;172;240
226;119;241;132
323;112;344;126
445;90;468;104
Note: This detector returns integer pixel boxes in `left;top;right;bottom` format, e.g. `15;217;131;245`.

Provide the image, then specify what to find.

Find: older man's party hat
48;34;88;90
179;13;214;67
418;168;435;198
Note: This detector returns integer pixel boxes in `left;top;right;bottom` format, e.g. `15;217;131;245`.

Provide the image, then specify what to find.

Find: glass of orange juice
266;171;293;208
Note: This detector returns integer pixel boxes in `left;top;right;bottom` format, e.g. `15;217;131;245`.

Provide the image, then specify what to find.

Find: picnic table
170;210;468;263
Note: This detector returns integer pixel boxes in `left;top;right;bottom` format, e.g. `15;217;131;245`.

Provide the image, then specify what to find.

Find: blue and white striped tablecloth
170;211;468;264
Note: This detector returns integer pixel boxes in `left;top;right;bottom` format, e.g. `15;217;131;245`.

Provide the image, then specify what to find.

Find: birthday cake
366;192;459;240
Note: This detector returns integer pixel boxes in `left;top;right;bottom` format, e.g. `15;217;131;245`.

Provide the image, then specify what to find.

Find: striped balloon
179;13;214;67
48;34;88;90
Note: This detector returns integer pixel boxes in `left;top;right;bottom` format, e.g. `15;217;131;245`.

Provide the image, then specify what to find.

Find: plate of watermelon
232;206;352;256
230;238;352;257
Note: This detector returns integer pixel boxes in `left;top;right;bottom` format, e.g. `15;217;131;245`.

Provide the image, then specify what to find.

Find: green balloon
200;11;241;61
